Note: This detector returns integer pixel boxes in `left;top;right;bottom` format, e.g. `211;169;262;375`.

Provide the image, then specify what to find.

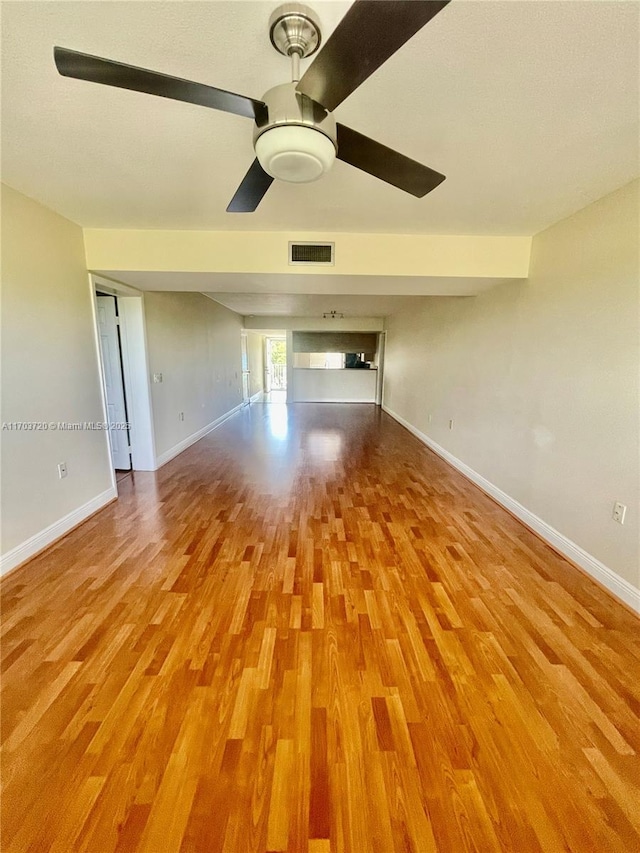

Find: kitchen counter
292;367;378;402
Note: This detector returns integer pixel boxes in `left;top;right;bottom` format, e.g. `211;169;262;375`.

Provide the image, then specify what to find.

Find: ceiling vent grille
289;242;334;266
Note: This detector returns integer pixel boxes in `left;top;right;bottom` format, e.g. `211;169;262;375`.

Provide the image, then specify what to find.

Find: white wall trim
155;403;244;469
91;273;143;297
0;486;117;577
250;390;263;403
383;405;640;615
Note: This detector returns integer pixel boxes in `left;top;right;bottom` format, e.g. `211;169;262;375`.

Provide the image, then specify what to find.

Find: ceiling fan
54;0;450;213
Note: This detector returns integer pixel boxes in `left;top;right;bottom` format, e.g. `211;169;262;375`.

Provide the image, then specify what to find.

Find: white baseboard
250;391;263;403
0;486;117;577
383;405;640;615
155;404;244;469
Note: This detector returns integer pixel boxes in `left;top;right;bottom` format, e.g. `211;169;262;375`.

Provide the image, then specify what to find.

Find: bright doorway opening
265;336;287;395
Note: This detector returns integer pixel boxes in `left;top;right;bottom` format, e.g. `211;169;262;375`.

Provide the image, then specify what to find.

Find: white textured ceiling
2;0;639;235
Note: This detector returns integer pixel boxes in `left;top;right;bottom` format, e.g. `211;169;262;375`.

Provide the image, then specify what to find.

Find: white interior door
97;296;131;470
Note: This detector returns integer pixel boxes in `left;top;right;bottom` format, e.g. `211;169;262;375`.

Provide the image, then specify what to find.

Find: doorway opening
265;336;287;402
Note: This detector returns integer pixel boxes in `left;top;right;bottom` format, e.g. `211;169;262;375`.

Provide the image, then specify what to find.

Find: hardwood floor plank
1;403;638;852
267;739;295;851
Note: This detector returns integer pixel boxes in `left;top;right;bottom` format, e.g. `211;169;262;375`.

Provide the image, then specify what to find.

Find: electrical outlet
612;502;627;524
428;414;432;424
449;419;454;430
57;462;67;479
179;412;184;422
153;373;163;383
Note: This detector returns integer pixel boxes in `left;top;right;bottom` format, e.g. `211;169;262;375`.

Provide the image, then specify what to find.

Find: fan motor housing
254;82;336;143
254;82;337;183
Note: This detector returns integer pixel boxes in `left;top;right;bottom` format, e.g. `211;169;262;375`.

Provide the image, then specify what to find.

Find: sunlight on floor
266;404;289;440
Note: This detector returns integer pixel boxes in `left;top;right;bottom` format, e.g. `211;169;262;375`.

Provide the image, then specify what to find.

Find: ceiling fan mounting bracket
269;4;322;60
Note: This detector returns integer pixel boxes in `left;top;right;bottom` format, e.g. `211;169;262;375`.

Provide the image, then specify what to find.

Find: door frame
90;275;156;474
376;331;386;406
241;332;250;405
264;336;272;392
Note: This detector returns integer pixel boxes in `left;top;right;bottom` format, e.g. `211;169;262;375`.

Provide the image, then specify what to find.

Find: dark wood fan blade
336;123;445;197
54;47;265;121
226;159;274;212
296;0;450;111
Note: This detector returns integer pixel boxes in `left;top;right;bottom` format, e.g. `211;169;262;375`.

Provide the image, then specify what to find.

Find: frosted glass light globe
255;125;336;183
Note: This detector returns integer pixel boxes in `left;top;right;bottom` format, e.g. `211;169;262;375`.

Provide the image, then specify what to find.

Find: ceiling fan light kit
253;80;337;183
255;125;336;182
54;0;450;212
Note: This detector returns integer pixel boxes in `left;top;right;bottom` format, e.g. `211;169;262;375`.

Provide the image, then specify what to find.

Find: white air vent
288;241;334;266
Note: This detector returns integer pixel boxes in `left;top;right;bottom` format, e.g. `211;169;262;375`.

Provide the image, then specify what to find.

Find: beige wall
292;331;378;353
244;316;384;332
84;230;531;280
1;185;113;563
383;180;639;594
143;292;243;460
246;333;265;398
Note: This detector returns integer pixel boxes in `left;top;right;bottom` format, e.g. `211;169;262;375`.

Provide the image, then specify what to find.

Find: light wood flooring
2;403;639;852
